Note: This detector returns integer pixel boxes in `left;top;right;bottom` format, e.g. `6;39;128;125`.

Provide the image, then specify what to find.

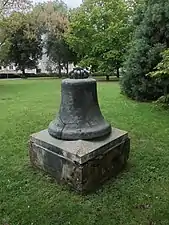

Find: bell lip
48;121;112;141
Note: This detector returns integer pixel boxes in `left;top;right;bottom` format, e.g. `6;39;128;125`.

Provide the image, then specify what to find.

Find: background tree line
0;0;77;78
0;0;169;105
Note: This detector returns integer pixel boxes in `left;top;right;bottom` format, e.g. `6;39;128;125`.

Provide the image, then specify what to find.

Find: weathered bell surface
48;69;111;140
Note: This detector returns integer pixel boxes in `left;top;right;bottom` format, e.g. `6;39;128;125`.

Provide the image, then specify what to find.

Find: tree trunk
164;80;169;103
58;60;62;78
21;68;27;79
66;62;69;75
106;75;110;81
116;67;120;78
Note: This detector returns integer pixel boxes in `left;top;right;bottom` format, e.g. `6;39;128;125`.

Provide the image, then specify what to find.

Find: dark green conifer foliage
121;0;169;100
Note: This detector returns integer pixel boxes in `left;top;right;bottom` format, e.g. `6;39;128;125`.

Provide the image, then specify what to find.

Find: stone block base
29;128;130;193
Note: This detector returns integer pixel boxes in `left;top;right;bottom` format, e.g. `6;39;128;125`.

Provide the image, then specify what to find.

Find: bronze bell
48;76;111;140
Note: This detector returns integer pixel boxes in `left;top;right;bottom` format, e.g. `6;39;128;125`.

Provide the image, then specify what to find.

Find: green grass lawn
1;79;169;225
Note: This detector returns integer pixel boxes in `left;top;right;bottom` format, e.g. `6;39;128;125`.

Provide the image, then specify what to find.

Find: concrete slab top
30;128;128;164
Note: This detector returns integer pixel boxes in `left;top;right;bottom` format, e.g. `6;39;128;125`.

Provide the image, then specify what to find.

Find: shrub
121;0;169;101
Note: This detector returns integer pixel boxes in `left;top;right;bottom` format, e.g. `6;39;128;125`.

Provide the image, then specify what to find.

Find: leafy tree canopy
66;0;132;77
0;0;32;17
0;12;42;77
32;1;77;75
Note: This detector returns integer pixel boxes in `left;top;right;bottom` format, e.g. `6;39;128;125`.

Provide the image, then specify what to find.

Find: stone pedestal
29;128;130;193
